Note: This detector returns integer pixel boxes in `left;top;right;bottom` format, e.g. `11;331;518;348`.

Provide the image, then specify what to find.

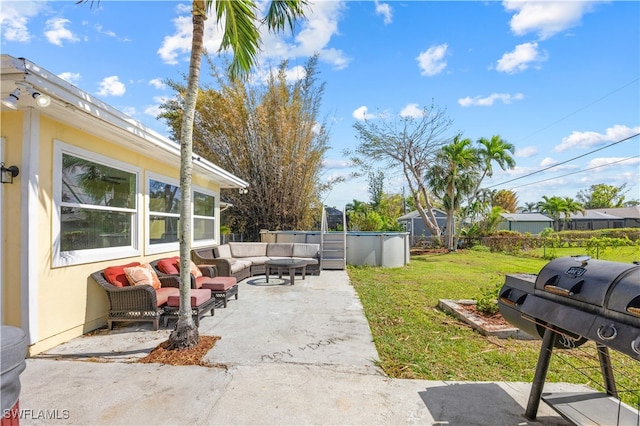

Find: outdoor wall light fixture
1;84;51;110
1;163;20;184
24;86;51;107
238;187;248;194
1;89;20;110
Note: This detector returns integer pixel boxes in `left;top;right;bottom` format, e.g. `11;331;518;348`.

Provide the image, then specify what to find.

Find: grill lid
535;257;639;309
606;267;640;323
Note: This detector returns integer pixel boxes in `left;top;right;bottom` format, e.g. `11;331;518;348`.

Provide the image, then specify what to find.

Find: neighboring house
1;55;248;355
397;209;447;239
565;210;624;231
324;206;345;231
497;213;554;234
591;206;640;229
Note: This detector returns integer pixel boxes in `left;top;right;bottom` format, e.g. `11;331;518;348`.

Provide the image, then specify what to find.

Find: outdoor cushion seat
292;257;319;265
163;289;216;327
156;287;180;307
167;289;211;307
197;276;239;308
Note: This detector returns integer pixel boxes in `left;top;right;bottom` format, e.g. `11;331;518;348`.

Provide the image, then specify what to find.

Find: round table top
264;258;307;267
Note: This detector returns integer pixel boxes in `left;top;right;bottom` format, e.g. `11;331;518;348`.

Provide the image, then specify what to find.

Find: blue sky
2;0;639;210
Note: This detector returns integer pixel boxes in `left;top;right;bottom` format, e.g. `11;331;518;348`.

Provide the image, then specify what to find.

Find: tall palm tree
476;135;516;181
171;0;306;349
429;135;476;251
560;196;585;230
80;0;307;349
537;195;566;231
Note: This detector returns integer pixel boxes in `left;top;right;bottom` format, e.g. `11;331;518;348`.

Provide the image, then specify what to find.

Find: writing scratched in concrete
261;336;348;361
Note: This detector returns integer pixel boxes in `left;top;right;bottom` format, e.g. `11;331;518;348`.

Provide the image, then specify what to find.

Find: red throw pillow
104;262;141;287
157;257;179;275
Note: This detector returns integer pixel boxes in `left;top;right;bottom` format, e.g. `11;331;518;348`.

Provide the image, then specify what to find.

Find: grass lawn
347;250;640;406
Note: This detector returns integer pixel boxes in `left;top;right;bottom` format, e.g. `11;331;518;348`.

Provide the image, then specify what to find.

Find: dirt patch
438;299;534;340
457;303;510;328
138;335;221;367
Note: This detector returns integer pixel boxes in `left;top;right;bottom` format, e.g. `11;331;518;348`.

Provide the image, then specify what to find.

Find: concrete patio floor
18;270;590;425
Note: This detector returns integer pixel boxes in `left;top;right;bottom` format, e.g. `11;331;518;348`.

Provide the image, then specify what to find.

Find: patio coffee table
264;259;307;285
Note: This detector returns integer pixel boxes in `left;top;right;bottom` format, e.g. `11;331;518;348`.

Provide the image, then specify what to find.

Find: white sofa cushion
229;242;268;257
215;245;232;258
292;243;320;258
266;243;294;257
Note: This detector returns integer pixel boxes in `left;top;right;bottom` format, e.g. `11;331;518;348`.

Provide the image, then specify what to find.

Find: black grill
498;256;640;423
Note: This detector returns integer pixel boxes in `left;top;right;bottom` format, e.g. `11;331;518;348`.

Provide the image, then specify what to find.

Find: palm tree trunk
168;0;207;350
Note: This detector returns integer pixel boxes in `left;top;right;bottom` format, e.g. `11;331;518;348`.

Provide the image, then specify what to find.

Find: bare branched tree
348;103;455;241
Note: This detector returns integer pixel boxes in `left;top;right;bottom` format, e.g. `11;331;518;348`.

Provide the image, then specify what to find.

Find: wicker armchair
150;258;238;308
91;269;180;331
149;259;217;288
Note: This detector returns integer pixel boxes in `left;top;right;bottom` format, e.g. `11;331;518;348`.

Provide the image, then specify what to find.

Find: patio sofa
91;262;181;331
191;242;321;281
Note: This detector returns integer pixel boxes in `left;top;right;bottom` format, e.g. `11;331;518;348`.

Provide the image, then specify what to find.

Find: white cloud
416;43;448;76
58;72;81;85
94;24;116;38
540;156;578;172
458;92;524;107
157;15;197;65
323;158;353;170
540;157;556;167
587;157;640;170
121;106;137;117
97;76;126;97
399;103;424;118
353;106;376;121
149;78;167;90
495;42;547;74
144;96;170;118
515;146;537;158
554;125;640;152
503;1;597;40
0;1;45;42
44;18;79;46
374;1;392;25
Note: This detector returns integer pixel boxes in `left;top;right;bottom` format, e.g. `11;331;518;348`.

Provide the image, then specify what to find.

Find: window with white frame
53;142;140;266
193;190;215;242
148;178;181;245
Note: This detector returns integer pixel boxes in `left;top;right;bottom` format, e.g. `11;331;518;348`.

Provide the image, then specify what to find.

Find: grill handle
543;279;583;297
544;285;573;297
499;296;516;307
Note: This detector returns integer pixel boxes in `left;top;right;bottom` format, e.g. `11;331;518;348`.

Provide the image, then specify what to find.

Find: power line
514;77;640;143
486;133;640;189
509;156;640;190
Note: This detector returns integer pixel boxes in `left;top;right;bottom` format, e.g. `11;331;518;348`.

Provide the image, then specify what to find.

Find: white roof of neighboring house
568;210;622;220
500;213;553;222
397;209;447;221
591;206;640;219
1;54;248;189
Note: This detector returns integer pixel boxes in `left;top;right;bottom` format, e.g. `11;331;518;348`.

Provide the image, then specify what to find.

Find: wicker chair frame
91;270;179;331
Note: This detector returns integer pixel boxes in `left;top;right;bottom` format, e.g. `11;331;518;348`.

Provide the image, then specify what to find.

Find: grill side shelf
541;392;639;426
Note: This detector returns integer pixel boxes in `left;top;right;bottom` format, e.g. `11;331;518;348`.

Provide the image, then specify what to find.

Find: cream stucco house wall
0;55;248;355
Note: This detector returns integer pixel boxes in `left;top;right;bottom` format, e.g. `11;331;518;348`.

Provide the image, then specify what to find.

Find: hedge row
464;228;640;254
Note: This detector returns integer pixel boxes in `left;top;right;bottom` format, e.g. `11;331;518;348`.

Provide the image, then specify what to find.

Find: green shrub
476;281;502;315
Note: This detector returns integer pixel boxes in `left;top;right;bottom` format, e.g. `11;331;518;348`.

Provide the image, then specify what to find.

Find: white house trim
22;108;40;344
